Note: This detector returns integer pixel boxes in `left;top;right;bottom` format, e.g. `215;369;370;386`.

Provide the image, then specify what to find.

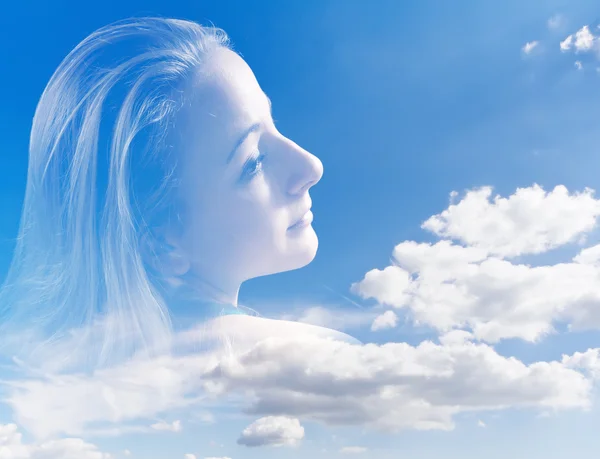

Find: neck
181;272;241;307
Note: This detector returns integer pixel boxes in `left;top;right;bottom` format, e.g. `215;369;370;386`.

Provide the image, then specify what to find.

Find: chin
270;228;319;274
289;229;319;269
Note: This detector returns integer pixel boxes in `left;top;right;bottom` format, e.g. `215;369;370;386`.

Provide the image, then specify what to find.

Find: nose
283;140;324;197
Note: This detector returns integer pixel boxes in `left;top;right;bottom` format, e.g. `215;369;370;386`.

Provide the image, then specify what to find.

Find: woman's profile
0;17;356;370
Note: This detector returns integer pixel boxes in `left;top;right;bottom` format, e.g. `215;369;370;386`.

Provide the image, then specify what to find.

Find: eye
239;151;266;183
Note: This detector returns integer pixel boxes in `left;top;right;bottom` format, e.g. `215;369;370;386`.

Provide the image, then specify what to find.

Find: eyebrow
226;96;273;165
226;123;261;164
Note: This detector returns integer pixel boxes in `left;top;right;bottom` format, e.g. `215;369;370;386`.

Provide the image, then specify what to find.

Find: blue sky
3;0;600;458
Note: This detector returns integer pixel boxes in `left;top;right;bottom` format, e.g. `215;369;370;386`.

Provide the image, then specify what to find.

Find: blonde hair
0;17;231;370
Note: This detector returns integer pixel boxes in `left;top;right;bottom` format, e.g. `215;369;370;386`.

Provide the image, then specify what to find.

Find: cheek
237;184;297;259
236;183;285;239
186;175;290;259
207;181;283;245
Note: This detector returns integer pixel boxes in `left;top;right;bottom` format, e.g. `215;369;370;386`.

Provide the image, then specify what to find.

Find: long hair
0;17;231;370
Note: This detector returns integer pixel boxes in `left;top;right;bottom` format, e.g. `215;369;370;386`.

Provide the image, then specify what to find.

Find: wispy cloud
0;423;112;459
340;446;368;454
522;41;539;55
279;305;376;332
150;419;182;433
547;14;564;30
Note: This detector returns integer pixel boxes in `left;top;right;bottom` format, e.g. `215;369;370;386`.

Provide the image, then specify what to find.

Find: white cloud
371;310;398;331
421;184;600;258
3;315;362;440
3;322;597;438
353;239;600;342
438;330;474;346
561;34;574;51
522;41;539;55
560;25;598;53
562;348;600;379
183;455;196;459
149;420;182;433
237;416;304;448
478;420;486;428
203;457;231;459
29;439;112;459
340;446;367;454
574;244;600;265
573;26;596;51
351;265;413;308
3;356;202;440
7;178;600;441
351;184;600;343
0;424;112;459
575;60;584;70
205;336;592;432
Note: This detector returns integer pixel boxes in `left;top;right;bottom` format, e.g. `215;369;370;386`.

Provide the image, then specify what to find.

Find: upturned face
173;47;324;291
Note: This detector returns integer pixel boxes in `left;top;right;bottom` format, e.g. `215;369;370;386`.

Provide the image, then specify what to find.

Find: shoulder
207;314;362;346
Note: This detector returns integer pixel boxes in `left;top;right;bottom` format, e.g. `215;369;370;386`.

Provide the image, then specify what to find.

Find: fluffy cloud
371;311;398;331
4;183;600;440
353;239;600;342
237;416;304;448
352;184;600;343
352;266;413;308
560;25;600;66
5;332;595;438
562;348;600;379
421;185;600;258
0;424;111;459
205;336;592;432
560;25;598;53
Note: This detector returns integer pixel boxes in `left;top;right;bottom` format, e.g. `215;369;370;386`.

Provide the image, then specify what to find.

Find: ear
140;227;191;282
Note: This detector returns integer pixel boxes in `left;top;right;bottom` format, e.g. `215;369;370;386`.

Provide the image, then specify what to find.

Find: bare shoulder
205;314;362;346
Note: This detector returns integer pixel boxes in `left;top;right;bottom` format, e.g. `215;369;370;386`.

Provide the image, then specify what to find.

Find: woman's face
174;47;324;291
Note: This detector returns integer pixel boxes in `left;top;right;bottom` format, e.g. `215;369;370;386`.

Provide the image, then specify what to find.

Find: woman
0;17;359;371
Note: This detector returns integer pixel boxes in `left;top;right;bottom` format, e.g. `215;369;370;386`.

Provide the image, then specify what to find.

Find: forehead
178;48;271;168
189;47;269;122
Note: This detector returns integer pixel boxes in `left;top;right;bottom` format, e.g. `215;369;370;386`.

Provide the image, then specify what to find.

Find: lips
288;209;313;230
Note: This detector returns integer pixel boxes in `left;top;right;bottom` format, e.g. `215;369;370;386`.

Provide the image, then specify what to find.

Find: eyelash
240;151;266;182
